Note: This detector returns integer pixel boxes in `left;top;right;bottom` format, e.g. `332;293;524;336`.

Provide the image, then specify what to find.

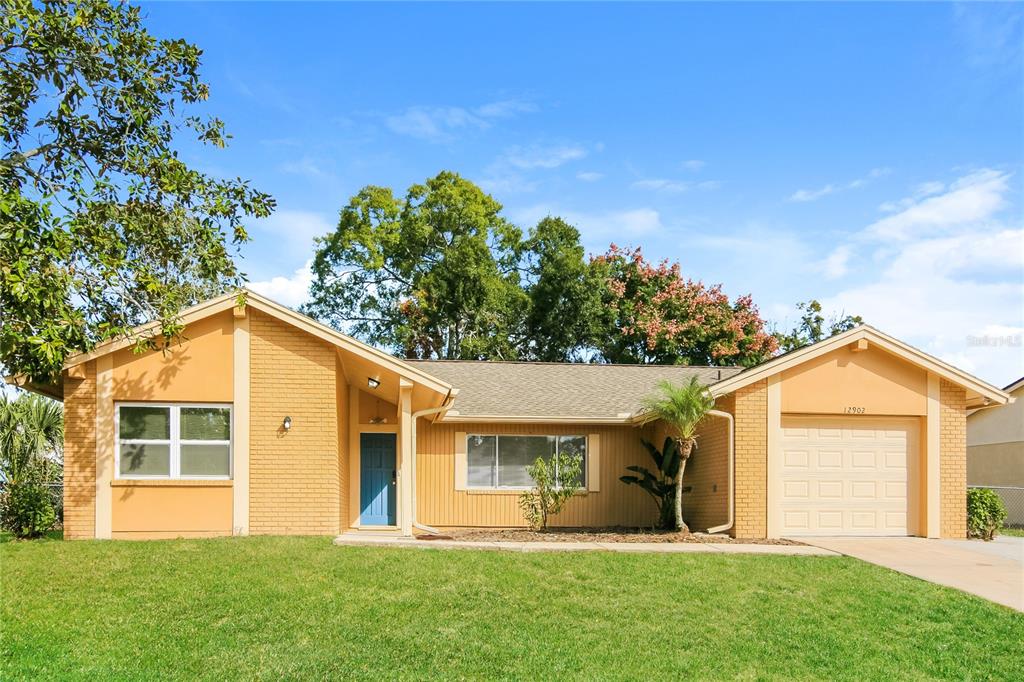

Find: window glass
180;407;230;441
119;443;171;476
180;443;231;476
557;436;587;487
467;435;496;487
498;436;554;487
466;434;586;489
119;406;170;440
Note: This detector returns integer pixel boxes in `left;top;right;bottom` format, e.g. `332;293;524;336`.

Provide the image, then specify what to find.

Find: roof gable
710;325;1011;408
60;289;452;397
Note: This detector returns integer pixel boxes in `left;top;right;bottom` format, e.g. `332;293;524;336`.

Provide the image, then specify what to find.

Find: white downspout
409;391;457;536
704;409;735;535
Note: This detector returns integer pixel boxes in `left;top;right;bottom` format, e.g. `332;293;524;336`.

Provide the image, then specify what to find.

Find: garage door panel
784;449;810;468
817;450;843;467
778;417;914;537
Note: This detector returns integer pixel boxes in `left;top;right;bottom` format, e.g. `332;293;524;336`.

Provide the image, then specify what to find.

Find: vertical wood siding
416;421;666;528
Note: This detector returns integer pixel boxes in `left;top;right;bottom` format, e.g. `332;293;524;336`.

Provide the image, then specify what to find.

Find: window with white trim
466;434;585;489
117;404;232;479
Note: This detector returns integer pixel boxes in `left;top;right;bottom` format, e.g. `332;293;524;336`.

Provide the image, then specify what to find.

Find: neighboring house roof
407;360;743;423
710;325;1011;409
1003;377;1024;394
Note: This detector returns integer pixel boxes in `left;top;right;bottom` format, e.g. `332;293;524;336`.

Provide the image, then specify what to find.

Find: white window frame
115;402;233;480
466;434;586;490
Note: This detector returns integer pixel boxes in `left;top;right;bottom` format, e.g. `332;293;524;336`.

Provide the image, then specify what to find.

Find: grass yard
1001;526;1024;538
2;537;1022;680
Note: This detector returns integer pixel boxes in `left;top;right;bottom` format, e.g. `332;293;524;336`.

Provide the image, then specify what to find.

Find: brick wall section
250;311;340;535
732;382;768;538
681;410;730;532
63;362;96;539
939;379;967;538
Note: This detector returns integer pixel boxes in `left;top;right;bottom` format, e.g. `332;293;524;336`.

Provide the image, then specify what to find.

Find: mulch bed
420;527;803;545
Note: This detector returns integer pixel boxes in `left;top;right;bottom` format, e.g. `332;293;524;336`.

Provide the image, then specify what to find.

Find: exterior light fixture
367;377;381;389
282;416;292;431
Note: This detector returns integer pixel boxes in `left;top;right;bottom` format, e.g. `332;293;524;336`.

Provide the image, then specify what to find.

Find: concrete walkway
802;536;1024;611
333;534;838;556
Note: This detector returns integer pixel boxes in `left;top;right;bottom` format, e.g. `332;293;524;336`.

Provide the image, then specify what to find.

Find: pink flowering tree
591;245;778;366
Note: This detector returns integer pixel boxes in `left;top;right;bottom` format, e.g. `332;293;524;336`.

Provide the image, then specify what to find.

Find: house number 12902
844;406;866;414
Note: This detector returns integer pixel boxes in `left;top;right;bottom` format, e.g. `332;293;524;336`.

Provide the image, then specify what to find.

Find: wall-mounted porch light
367;377;381;389
282;416;292;431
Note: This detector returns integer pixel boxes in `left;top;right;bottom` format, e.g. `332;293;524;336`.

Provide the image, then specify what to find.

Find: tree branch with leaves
1;0;274;382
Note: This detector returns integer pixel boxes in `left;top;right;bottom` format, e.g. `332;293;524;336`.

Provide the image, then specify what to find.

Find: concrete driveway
803;536;1024;611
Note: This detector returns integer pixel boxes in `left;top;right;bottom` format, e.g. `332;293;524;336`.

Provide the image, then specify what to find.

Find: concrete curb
332;535;840;556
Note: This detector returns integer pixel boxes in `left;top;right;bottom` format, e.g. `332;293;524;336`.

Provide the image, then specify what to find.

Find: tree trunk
674;439;694;532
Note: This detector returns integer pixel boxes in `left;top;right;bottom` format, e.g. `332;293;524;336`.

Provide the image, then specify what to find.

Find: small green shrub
519;453;583;530
967;488;1007;541
1;480;57;539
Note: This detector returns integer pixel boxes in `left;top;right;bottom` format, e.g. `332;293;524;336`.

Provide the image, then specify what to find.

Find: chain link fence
969;485;1024;528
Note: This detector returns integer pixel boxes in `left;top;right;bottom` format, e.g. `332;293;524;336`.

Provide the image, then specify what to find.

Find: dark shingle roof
406;360;742;420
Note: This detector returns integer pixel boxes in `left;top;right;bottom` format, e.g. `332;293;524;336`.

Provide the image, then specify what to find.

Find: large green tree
304;172;525;359
1;0;274;382
774;299;864;352
521;216;602;362
591;245;778;366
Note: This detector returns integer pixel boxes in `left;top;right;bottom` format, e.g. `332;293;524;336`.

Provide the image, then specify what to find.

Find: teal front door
360;433;396;526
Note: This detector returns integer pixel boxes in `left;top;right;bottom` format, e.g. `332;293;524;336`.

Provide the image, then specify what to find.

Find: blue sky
143;2;1022;385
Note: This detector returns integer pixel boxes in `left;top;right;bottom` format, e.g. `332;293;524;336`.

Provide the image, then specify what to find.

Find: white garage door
777;417;916;537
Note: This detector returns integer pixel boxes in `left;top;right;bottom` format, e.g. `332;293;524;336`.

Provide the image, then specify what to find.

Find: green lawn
2;537;1022;680
1001;526;1024;538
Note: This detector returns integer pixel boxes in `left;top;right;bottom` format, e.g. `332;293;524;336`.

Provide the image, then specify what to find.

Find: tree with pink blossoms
591;245;778;366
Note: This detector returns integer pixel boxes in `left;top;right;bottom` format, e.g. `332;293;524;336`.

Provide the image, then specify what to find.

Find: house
14;290;1011;540
967;377;1024;524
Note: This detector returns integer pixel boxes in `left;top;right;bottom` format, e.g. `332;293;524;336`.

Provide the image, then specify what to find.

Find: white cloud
819;245;853;279
251;210;333;260
384;99;536;142
503;144;588;170
682;159;706;171
820;168;1023;384
385;106;485;142
789;168;891;202
477;173;538;194
474;99;538;118
249;260;313;309
631;178;720;193
789;184;836;202
864;169;1009;241
512;205;663;240
576;171;604;182
280;157;331;180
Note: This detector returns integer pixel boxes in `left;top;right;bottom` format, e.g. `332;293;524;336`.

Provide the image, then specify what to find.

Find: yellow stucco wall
416;421;660;528
111;482;232;538
249;310;340;535
780;345;927;415
111;312;233;402
63;361;97;540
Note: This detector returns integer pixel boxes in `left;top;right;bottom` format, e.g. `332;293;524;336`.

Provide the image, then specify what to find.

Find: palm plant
0;392;64;484
620;436;679;530
636;377;715;531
